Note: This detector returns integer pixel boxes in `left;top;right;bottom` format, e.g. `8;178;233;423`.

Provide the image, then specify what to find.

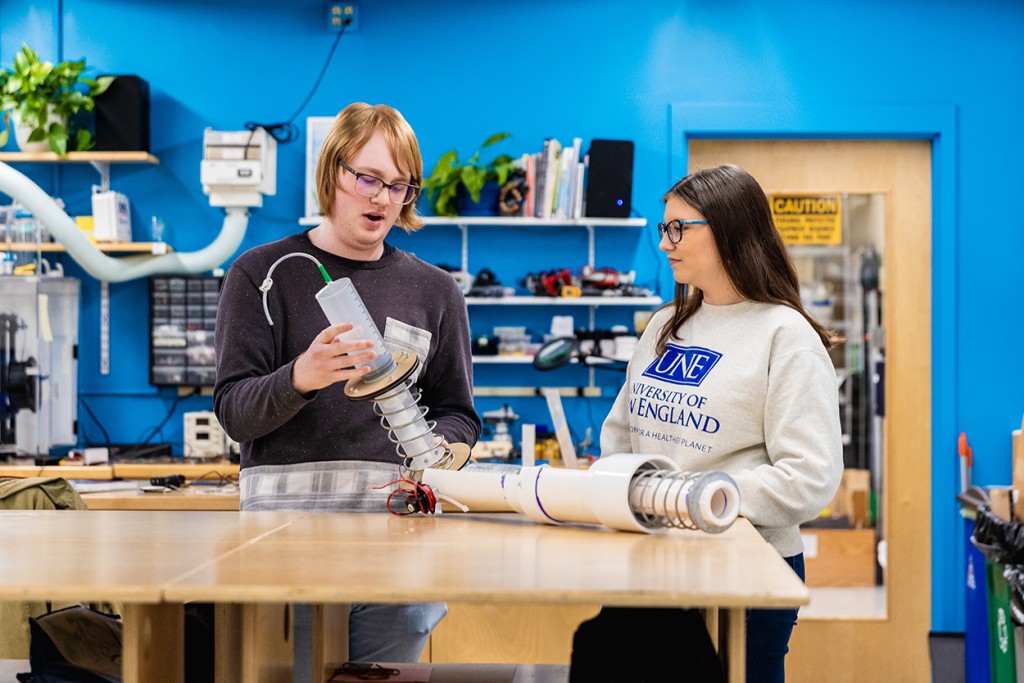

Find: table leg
726;607;746;683
703;607;720;652
215;604;242;683
314;604;350;680
235;602;292;683
121;602;184;683
293;604;350;683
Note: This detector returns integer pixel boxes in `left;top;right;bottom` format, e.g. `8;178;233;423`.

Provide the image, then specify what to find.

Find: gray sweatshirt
600;301;843;556
214;233;480;470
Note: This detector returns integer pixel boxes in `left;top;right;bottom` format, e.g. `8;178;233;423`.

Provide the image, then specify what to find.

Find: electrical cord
78;397;111;447
138;388;201;445
373;477;437;516
243;20;349;144
188;470;239;487
149;472;238;489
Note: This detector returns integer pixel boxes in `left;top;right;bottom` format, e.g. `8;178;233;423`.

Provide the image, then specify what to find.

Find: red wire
377;478;437;516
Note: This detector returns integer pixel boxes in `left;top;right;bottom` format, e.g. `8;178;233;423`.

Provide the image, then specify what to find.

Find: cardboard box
989;486;1018;522
801;529;877;587
824;468;871;528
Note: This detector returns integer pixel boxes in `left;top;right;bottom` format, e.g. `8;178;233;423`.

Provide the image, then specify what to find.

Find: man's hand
291;323;377;394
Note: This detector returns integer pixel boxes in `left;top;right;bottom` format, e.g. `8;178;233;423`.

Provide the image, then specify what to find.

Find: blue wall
3;0;1024;634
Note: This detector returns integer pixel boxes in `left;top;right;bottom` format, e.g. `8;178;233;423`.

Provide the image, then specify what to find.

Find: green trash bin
986;558;1017;681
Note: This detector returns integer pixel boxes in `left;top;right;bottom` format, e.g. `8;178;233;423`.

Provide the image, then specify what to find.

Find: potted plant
0;44;114;155
422;132;518;217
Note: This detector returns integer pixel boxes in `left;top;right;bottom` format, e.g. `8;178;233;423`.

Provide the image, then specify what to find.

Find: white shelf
0;151;159;192
465;296;661;306
419;216;646;227
297;215;646;227
2;241;171;254
473;355;630;365
0;151;158;163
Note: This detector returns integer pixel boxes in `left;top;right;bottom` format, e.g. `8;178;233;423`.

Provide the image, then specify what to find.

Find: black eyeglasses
339;162;420;205
657;219;709;243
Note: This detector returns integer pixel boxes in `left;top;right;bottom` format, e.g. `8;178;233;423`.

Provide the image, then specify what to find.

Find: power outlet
329;2;359;32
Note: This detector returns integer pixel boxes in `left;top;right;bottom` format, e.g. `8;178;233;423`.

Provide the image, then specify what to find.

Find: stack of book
516;137;587;219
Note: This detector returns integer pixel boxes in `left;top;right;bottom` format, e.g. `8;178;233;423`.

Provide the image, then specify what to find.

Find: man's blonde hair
315;102;423;231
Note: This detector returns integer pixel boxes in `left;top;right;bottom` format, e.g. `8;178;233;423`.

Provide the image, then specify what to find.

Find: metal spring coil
372;380;455;472
628;468;707;531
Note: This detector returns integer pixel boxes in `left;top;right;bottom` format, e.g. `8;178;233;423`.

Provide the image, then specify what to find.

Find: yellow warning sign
770;194;842;245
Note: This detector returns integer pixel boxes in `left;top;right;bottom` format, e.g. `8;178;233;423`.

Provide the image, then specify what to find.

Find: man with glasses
214;102;480;662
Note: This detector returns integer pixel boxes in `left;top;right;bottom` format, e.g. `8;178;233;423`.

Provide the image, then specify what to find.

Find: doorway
689;139;931;681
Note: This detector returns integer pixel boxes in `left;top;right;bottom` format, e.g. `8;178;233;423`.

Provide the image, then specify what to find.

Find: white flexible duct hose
0;160;248;282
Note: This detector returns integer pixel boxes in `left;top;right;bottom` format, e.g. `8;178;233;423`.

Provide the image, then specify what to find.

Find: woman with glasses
593;164;843;682
214;102;480;662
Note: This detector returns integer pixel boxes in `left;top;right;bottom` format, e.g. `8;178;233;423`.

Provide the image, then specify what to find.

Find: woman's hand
291;323;377;394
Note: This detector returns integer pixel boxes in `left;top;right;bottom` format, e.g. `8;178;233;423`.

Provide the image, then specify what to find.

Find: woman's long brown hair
655;164;840;354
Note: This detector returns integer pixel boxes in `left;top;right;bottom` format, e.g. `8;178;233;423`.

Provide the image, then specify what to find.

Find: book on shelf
512;135;619;220
519;153;535;218
540;138;561;218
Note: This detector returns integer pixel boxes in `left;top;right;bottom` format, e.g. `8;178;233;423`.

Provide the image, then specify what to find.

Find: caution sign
770;194;842;245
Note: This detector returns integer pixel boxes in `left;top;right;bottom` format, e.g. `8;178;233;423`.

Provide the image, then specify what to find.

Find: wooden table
0;660;568;682
78;484;240;510
0;462;239;481
0;511;807;683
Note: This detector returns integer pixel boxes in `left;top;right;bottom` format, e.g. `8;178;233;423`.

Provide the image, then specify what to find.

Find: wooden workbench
0;511;807;683
0;462;238;481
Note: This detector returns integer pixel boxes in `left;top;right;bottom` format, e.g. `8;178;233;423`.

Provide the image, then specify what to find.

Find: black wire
187;471;239;487
139;388;201;445
78;397;111;446
244;21;348;144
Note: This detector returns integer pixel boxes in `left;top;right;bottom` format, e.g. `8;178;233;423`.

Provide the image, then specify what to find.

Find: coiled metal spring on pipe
371;380;457;474
627;468;739;533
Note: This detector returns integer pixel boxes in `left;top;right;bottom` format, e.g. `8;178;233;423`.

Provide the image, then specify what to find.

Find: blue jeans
746;553;804;683
348;602;448;662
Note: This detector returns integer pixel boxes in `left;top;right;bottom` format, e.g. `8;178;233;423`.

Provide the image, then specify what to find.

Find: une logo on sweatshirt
641;344;722;387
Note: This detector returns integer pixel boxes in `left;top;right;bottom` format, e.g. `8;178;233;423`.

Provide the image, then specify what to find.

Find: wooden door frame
670;104;959;635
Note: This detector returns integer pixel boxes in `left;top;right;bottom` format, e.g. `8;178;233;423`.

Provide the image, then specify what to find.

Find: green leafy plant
422;132;517;216
0;44;114;155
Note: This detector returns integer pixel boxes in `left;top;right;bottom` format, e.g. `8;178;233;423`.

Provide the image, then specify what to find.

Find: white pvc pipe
0;160;248;282
420;453;742;534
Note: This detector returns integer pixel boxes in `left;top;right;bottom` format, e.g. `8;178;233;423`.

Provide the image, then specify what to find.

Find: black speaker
93;75;150;152
584;139;634;218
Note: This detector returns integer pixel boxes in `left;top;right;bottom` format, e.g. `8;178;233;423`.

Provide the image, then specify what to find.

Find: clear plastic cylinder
315;278;395;380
